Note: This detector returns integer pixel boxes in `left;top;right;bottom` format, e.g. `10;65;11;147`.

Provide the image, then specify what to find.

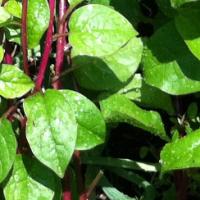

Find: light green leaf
0;7;11;26
0;46;4;63
0;64;34;99
4;155;59;200
60;90;106;150
161;129;200;172
171;0;199;7
175;9;200;60
73;37;143;91
117;74;175;115
69;4;137;57
23;89;77;177
88;0;110;5
4;0;22;18
100;94;168;140
27;0;50;48
0;118;17;183
143;22;200;95
5;27;21;44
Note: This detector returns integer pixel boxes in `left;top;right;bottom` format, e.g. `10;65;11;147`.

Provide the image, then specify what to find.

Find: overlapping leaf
4;155;59;200
60;90;106;150
143;22;200;95
0;118;17;183
4;0;22;18
0;46;4;63
23;90;77;177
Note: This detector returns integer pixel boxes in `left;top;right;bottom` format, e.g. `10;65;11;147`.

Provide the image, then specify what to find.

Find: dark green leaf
0;118;17;183
27;0;50;48
60;90;106;150
23;89;77;177
0;64;34;99
100;94;168;140
171;0;199;7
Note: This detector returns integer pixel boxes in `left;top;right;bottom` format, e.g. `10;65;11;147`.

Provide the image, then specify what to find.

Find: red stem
52;0;68;89
22;0;29;75
4;52;13;64
35;0;55;91
63;170;72;200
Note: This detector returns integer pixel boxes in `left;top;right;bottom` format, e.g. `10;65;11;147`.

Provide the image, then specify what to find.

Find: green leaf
5;27;21;45
175;9;200;60
23;89;77;177
4;0;22;18
68;0;83;9
59;90;106;150
171;0;199;7
0;46;4;63
100;94;168;140
0;64;34;99
161;129;200;172
69;4;137;57
143;22;200;95
4;155;59;200
0;118;17;183
88;0;110;5
0;7;11;26
73;37;143;91
117;74;175;115
27;0;50;48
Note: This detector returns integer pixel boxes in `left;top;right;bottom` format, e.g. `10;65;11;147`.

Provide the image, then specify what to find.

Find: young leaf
23;89;77;177
161;129;200;172
68;0;84;9
175;9;200;60
0;7;11;26
4;0;22;18
4;155;59;200
0;118;17;183
143;22;200;95
69;4;137;57
73;37;143;91
100;94;168;141
59;90;106;150
27;0;50;48
0;46;4;63
0;64;34;99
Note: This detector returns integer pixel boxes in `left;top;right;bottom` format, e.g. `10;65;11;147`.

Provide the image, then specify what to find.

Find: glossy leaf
175;9;200;60
161;129;200;172
27;0;50;48
23;89;77;177
0;118;17;183
0;7;11;26
100;94;168;140
4;155;59;200
69;4;137;57
0;46;4;63
73;37;143;91
4;0;22;18
143;22;200;95
0;64;34;99
60;90;106;150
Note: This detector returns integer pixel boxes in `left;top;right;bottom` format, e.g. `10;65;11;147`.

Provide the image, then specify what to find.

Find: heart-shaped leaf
0;64;34;99
60;90;106;150
23;89;77;177
0;118;17;183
